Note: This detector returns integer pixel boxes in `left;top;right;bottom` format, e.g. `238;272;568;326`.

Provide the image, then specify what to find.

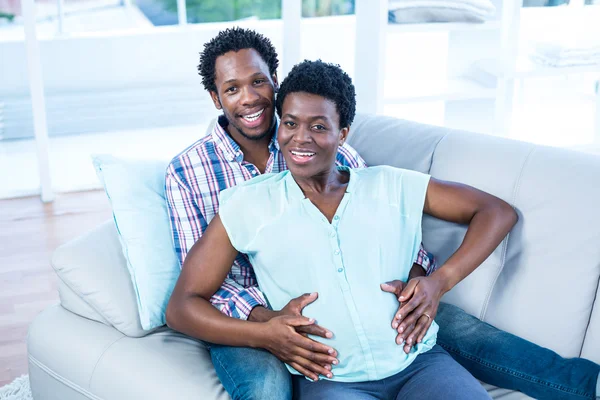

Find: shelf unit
354;0;600;141
354;0;506;120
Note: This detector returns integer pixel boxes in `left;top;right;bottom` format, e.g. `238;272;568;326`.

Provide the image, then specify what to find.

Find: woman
166;60;517;399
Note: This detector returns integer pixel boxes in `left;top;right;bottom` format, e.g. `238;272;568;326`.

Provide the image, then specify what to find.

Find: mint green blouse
219;166;438;382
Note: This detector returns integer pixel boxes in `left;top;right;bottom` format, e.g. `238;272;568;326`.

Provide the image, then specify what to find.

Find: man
165;27;600;400
166;59;505;399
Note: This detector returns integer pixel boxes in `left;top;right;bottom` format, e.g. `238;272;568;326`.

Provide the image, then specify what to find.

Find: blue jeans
436;302;600;400
292;345;491;400
207;303;600;400
207;343;292;400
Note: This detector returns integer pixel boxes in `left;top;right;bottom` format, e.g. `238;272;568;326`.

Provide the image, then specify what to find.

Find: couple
165;28;600;399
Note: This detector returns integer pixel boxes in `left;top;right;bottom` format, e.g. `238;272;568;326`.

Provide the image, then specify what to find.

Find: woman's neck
294;167;349;196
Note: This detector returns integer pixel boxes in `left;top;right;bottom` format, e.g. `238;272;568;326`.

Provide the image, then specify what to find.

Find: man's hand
249;293;337;380
249;293;333;338
280;292;334;338
258;315;339;381
392;276;444;353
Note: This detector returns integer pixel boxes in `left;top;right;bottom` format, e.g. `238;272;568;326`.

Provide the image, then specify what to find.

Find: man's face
211;48;277;141
278;92;348;180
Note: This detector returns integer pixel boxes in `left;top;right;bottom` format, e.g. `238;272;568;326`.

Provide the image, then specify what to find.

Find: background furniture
27;114;600;399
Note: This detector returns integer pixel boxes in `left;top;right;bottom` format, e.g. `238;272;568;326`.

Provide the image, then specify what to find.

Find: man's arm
166;215;339;381
165;166;269;320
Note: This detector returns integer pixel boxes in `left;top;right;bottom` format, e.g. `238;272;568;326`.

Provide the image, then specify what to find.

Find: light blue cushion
92;154;179;330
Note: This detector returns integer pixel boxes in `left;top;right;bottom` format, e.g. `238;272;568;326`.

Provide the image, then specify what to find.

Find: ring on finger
422;313;431;320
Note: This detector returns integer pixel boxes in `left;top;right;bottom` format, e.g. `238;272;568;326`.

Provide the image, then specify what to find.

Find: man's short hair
276;60;356;128
198;27;279;93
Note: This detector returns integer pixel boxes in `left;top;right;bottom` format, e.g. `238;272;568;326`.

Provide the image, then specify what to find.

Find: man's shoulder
166;133;220;180
224;171;287;195
336;142;365;168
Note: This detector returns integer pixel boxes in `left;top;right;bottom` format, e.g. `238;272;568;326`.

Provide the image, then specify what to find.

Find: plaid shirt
166;116;436;320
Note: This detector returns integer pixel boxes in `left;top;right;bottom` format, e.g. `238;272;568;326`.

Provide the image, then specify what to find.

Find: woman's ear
339;127;349;146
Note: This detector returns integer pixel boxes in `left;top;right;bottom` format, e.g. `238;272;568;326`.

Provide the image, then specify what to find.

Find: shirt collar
212;115;280;162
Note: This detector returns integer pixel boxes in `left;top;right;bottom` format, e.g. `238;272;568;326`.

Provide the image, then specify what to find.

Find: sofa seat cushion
28;305;229;400
28;306;531;400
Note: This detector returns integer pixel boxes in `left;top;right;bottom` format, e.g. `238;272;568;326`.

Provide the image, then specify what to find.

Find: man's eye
254;79;265;85
313;124;326;131
225;87;237;93
284;121;296;127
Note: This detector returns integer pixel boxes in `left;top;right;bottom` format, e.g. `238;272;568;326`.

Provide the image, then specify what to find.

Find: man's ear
210;91;222;110
272;73;279;93
339;127;349;146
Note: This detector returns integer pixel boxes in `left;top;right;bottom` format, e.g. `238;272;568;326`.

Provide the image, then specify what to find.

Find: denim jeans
207;303;600;400
436;302;600;400
292;345;491;400
207;343;292;400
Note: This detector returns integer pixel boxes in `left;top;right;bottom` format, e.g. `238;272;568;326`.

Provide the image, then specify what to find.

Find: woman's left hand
394;276;445;353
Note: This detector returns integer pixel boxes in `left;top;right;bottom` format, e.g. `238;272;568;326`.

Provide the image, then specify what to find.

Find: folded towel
389;0;495;24
530;53;600;67
390;0;495;15
530;23;600;67
389;7;487;23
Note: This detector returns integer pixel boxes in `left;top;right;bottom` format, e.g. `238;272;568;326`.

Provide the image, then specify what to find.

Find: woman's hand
390;276;445;353
258;315;339;381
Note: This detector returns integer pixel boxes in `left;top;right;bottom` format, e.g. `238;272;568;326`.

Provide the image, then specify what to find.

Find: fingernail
392;322;398;329
328;348;333;354
396;314;401;319
399;296;404;300
333;360;338;365
326;332;333;338
327;374;332;378
407;338;412;344
309;318;315;322
399;326;404;333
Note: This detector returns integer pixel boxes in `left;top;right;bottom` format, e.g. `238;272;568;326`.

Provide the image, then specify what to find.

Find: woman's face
278;92;348;180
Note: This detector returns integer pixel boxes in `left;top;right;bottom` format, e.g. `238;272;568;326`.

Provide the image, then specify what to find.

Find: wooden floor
0;190;112;387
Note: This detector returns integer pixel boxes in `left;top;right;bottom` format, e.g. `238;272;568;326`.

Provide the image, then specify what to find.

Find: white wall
0;16;358;96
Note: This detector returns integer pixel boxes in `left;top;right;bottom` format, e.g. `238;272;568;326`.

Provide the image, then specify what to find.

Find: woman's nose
293;128;312;143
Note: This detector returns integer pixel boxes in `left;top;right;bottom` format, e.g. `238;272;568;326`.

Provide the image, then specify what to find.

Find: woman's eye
313;124;326;131
254;79;265;85
284;121;296;127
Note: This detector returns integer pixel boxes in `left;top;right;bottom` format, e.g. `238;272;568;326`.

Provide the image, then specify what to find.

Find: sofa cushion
52;220;149;337
347;114;600;360
57;280;109;326
348;114;445;174
28;305;230;400
93;154;180;330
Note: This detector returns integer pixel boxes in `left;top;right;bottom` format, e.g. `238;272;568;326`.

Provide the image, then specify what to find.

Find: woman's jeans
207;302;600;400
292;345;490;400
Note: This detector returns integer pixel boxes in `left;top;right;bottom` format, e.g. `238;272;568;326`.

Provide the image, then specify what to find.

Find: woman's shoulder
219;171;289;205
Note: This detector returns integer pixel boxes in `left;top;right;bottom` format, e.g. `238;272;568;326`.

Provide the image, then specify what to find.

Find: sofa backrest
348;114;600;362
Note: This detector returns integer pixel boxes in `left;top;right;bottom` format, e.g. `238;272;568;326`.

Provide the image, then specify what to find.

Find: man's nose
240;85;260;105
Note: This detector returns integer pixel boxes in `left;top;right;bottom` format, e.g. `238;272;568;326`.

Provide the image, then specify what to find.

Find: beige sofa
27;114;600;399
